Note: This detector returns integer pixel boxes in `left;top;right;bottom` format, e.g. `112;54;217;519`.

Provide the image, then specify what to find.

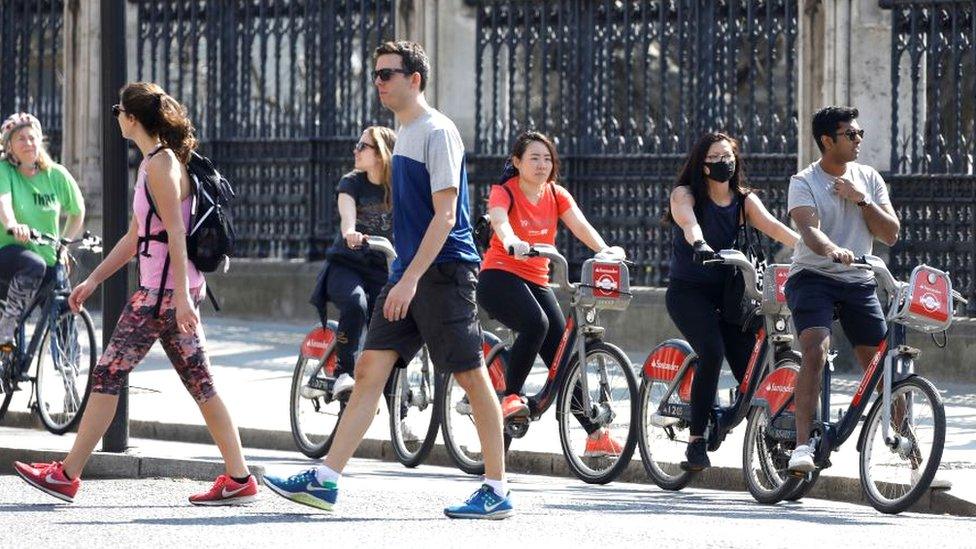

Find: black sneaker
680;439;710;472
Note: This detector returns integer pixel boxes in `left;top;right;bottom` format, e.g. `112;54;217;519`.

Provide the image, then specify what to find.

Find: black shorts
785;269;887;347
363;261;484;374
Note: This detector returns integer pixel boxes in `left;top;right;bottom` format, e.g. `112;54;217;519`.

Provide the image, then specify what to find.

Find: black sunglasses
373;68;412;82
111;104;125;117
835;128;865;141
354;141;377;152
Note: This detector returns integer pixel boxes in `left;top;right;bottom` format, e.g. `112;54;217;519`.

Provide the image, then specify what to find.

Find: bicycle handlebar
6;228;103;253
509;244;573;290
703;249;763;301
362;236;396;268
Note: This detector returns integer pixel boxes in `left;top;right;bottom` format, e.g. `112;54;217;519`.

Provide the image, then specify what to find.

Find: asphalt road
2;457;972;548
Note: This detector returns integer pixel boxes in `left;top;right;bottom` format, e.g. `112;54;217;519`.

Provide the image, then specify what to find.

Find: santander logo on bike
650;359;680;372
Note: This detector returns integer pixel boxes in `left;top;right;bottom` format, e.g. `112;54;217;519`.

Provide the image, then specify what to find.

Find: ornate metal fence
883;0;976;311
132;0;395;259
0;0;64;158
470;0;799;285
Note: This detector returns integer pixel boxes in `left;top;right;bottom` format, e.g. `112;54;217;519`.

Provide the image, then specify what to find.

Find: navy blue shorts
784;270;887;347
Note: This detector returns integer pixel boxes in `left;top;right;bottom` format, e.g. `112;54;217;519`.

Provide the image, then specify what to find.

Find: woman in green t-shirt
0;113;85;364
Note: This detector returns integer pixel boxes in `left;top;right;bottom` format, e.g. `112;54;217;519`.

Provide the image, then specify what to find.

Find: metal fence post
101;0;129;453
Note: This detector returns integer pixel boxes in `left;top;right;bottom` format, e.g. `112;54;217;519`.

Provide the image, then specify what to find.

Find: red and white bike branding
592;262;621;298
908;268;950;323
485;341;507;392
301;327;337;376
738;328;767;393
754;366;798;415
550;316;575;381
773;266;789;303
851;339;889;407
643;342;695;402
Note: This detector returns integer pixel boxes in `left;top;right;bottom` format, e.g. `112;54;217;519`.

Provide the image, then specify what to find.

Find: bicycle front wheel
859;375;945;514
289;353;344;459
557;341;638;484
388;347;440;468
637;375;695;491
35;308;97;434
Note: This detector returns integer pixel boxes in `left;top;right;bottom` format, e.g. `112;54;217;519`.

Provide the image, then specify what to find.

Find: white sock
483;477;507;498
315;464;340;486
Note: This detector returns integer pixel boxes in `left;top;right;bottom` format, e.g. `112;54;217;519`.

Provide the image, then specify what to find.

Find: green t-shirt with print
0;161;83;266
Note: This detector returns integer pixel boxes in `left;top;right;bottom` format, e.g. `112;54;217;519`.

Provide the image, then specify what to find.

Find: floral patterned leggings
89;287;215;403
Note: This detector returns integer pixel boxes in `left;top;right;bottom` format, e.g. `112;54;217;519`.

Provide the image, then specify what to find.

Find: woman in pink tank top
11;82;258;506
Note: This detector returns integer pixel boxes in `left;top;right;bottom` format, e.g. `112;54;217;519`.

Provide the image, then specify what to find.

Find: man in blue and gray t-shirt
785;106;901;474
265;41;513;519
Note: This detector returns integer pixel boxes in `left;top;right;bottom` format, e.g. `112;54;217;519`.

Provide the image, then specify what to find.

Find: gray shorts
363;261;484;374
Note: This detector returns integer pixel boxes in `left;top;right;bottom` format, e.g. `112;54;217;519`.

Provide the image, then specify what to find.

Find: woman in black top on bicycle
309;126;396;398
667;132;797;471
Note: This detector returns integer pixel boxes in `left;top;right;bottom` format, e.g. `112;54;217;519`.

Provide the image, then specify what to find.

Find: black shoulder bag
721;194;765;329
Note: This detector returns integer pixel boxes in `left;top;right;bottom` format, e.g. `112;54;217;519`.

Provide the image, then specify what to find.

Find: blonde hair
3;125;54;171
364;126;397;209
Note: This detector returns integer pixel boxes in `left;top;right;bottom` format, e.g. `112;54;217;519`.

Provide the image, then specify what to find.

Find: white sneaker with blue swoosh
263;468;337;511
443;484;514;519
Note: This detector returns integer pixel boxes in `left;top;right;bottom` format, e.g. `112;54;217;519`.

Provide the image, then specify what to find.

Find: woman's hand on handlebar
7;224;31;243
692;240;716;265
504;236;531;260
344;230;366;249
598;245;626;261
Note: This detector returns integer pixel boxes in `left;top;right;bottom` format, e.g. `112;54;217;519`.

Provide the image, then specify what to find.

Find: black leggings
477;269;599;434
316;262;386;376
665;278;758;437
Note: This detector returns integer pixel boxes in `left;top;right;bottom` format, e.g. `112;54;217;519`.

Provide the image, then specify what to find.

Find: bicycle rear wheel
859;375;945;514
388;346;440;468
557;341;638;484
35;308;97;434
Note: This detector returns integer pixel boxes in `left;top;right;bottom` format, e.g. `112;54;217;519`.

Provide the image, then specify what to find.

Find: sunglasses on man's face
373;68;412;82
835;128;865;141
354;141;376;153
111;104;125;117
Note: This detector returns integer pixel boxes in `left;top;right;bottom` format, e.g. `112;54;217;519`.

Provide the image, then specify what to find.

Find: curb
0;445;266;483
3;411;972;516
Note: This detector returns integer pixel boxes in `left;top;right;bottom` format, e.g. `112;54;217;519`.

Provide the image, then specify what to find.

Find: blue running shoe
443;484;514;520
263;469;337;511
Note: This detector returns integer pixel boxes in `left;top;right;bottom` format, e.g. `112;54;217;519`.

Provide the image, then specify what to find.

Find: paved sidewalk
2;314;974;514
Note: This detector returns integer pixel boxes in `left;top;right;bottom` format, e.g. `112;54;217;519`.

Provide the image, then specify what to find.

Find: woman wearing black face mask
665;132;798;471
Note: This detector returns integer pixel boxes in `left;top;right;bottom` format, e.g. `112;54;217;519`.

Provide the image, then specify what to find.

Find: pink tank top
133;152;205;290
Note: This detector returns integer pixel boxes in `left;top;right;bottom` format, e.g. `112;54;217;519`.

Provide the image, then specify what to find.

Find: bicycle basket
578;258;632;311
760;264;791;316
891;265;953;333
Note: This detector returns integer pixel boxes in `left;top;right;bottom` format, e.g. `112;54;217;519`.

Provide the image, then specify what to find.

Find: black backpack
139;147;237;316
473;184;513;254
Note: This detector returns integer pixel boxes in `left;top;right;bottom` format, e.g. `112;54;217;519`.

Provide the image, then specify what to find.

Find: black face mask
704;160;735;183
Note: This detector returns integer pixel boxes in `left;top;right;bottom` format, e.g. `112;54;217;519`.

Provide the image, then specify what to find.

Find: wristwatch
857;196;872;207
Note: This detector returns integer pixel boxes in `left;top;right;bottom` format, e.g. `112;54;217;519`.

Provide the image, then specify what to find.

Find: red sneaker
584;431;624;457
189;474;259;506
14;461;80;502
501;394;530;419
